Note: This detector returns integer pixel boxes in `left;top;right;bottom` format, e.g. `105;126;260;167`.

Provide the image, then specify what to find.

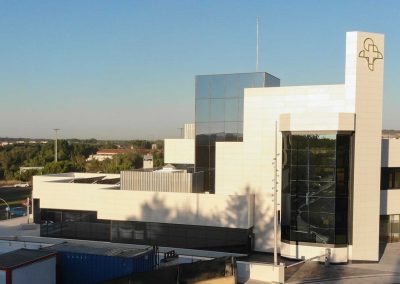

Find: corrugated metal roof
0;248;56;269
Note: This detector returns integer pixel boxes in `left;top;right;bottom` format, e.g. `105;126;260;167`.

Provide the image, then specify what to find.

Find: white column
345;31;384;261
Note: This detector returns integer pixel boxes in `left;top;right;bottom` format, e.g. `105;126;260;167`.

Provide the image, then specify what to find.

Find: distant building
19;166;44;174
143;154;153;169
86;149;135;162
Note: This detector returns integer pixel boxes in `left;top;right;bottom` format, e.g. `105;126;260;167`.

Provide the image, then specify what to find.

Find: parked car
14;183;29;188
10;207;27;217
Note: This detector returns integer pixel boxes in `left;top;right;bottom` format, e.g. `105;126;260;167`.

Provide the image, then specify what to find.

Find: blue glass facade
195;72;280;192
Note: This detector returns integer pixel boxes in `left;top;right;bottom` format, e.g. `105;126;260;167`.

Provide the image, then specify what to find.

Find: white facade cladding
380;138;400;219
381;138;400;167
279;113;355;132
33;174;254;229
346;32;384;261
216;84;354;262
215;31;384;262
164;123;195;165
164;138;195;164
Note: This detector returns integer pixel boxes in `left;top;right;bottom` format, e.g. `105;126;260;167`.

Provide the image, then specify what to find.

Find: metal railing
285;248;331;268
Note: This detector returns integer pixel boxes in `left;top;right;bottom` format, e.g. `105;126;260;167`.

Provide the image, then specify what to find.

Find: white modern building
213;31;384;263
33;31;399;264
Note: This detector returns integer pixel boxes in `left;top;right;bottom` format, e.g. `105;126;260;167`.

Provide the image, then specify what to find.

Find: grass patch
0;180;20;186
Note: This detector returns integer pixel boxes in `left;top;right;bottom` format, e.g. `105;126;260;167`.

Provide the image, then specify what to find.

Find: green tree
153;152;164;167
15;169;41;182
43;161;83;174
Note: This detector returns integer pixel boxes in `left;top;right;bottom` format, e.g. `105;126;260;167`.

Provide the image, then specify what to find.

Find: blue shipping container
57;249;156;284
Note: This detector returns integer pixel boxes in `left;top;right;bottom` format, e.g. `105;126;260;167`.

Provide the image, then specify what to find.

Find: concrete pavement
285;242;400;284
1;217;400;284
0;216;39;237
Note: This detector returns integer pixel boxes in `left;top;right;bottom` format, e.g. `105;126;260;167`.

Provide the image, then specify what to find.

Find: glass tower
195;72;280;193
281;133;351;245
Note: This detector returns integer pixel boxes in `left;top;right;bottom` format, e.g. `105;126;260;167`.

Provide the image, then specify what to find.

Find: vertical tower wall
346;32;384;261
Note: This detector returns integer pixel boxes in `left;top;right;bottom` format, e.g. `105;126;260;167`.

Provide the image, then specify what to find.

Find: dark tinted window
381;168;400;189
281;133;350;245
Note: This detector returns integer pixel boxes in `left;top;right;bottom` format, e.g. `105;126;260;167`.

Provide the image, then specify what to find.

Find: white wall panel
381;190;400;215
215;142;244;195
382;138;400;167
12;257;56;284
33;176;253;229
241;84;350;253
164;139;194;164
347;32;384;262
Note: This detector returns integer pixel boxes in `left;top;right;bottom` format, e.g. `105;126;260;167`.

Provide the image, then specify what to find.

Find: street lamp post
273;121;278;266
27;197;30;224
0;197;10;220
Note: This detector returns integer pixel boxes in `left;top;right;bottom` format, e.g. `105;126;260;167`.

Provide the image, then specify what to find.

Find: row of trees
0;140;164;182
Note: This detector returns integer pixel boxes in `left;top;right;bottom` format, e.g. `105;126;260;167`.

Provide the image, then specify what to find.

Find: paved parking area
285;243;400;284
1;217;399;284
0;216;39;237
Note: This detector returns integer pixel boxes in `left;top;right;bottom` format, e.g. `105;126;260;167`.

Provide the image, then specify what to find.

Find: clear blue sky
1;0;399;139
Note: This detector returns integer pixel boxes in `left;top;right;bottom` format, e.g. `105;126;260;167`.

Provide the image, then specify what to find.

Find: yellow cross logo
359;38;383;71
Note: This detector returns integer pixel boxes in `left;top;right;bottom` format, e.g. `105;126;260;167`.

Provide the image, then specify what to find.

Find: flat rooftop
51;176;120;185
42;242;153;258
0;248;55;269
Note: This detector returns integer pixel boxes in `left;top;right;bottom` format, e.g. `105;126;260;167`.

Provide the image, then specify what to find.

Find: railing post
325;248;331;266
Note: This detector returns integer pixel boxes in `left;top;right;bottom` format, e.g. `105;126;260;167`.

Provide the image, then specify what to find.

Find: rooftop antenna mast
53;128;60;162
256;17;259;71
